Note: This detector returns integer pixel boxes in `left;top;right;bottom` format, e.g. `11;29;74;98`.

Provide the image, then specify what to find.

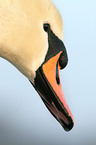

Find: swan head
0;0;74;131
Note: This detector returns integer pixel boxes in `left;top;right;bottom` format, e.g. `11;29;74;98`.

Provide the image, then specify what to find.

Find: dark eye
43;23;50;32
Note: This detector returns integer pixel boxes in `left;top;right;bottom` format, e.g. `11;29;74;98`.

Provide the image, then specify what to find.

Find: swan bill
31;52;74;131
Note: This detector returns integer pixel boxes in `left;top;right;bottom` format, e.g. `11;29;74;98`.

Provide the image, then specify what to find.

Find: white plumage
0;0;63;82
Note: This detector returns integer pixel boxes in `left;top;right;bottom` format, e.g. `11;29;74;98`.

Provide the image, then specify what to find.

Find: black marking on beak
43;24;68;66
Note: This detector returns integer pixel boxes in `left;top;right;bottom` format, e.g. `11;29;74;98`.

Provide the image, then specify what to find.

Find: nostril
56;61;60;85
56;76;60;85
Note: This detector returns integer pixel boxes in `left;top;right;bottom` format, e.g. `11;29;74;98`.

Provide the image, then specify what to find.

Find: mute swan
0;0;74;131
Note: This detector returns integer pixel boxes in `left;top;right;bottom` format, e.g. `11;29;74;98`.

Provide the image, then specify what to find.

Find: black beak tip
60;117;74;132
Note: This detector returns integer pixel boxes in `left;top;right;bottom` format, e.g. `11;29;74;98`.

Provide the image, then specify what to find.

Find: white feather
0;0;63;82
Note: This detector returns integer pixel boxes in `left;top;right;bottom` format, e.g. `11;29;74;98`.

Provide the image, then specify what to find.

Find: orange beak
31;51;74;131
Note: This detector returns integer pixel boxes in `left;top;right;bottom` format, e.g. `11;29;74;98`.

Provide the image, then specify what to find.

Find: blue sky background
0;0;96;145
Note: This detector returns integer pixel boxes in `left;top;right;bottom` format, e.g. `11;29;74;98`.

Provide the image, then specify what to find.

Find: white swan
0;0;74;131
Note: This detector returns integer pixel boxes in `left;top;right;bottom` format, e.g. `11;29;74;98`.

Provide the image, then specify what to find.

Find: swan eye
43;23;50;32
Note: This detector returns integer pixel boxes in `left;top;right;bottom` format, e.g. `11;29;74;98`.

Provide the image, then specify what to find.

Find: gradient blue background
0;0;96;145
